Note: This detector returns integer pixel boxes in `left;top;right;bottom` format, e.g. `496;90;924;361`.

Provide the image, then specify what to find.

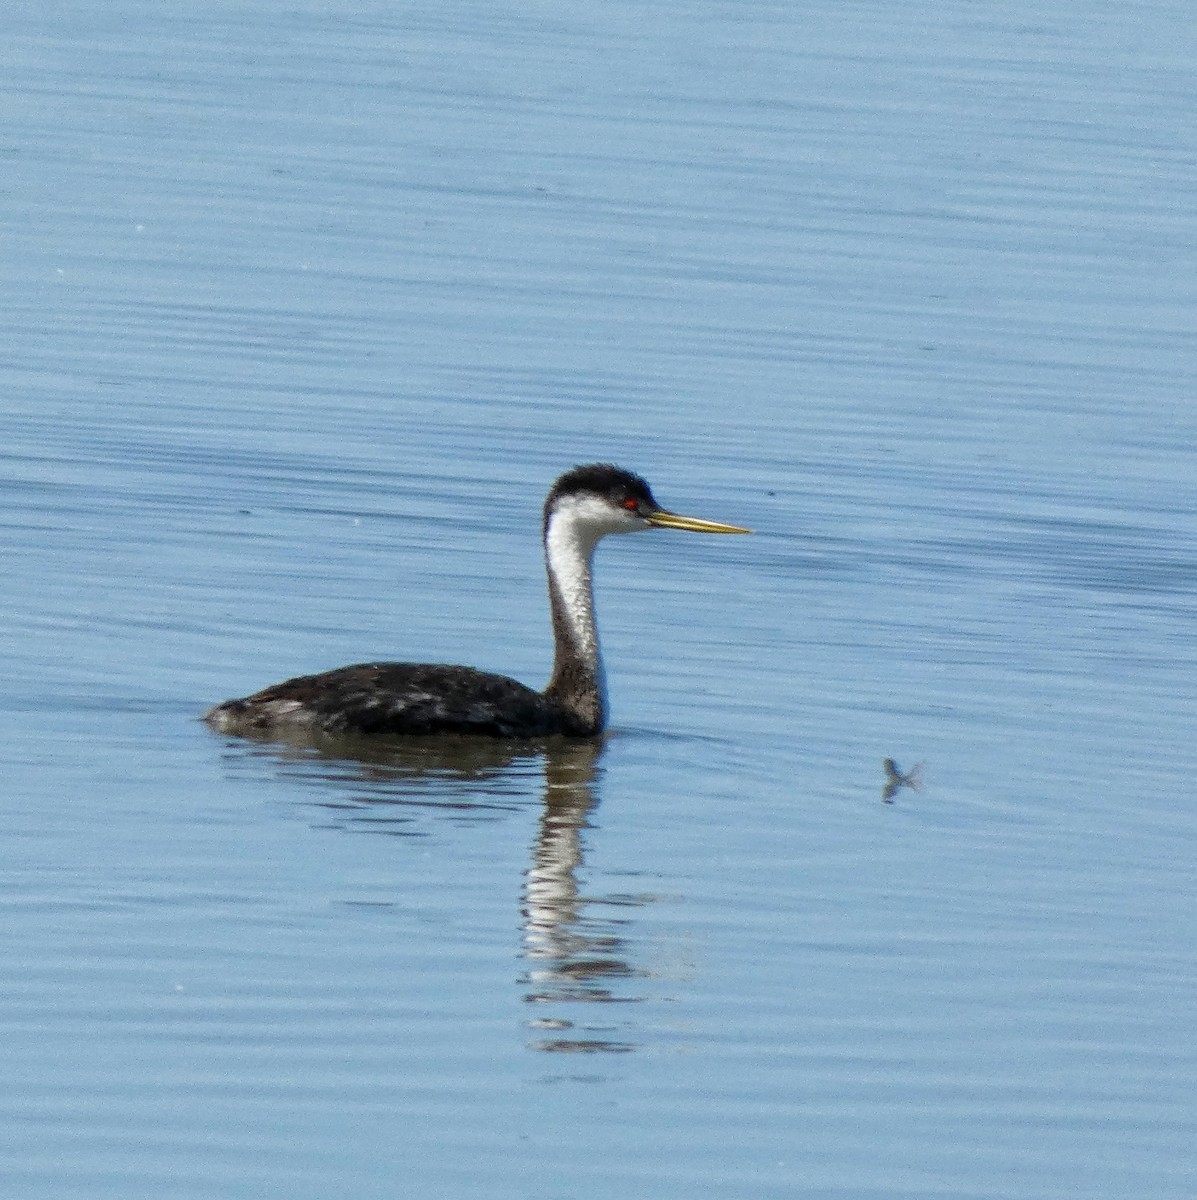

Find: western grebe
204;463;751;739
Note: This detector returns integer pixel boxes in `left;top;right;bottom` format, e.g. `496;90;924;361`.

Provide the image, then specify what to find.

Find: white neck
542;494;639;731
545;505;605;675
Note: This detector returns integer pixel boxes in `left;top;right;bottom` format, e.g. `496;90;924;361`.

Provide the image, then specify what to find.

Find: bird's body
204;464;750;741
207;662;585;739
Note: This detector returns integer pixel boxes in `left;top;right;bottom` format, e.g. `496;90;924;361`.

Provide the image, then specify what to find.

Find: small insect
882;757;925;803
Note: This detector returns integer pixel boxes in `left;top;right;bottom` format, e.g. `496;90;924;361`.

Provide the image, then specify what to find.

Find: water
3;1;1197;1196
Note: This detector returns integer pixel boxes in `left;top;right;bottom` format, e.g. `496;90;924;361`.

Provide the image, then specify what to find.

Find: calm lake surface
3;2;1196;1197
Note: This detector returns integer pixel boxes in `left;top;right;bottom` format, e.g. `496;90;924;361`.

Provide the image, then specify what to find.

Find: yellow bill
646;509;752;534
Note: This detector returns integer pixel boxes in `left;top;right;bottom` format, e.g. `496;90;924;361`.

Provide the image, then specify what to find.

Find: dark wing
209;661;568;738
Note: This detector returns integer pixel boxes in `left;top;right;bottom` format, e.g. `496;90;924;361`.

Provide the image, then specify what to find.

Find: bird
204;463;751;740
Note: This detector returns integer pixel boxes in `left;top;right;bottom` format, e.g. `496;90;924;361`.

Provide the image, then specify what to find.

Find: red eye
622;497;639;511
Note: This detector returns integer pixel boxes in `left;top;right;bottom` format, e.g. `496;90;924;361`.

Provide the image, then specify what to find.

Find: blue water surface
2;2;1196;1197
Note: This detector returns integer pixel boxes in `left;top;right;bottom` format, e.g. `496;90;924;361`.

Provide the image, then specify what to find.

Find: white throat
545;505;604;672
543;494;640;717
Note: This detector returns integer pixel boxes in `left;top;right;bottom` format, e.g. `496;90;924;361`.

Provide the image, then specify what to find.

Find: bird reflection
213;730;648;1053
521;743;643;1054
882;757;925;803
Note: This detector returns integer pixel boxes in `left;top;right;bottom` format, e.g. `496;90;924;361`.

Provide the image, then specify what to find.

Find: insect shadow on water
882;757;925;804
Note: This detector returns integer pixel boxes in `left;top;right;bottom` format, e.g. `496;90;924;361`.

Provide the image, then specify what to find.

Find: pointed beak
644;509;752;534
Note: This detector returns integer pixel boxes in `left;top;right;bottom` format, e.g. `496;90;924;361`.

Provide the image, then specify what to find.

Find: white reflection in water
211;731;651;1053
521;744;644;1054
